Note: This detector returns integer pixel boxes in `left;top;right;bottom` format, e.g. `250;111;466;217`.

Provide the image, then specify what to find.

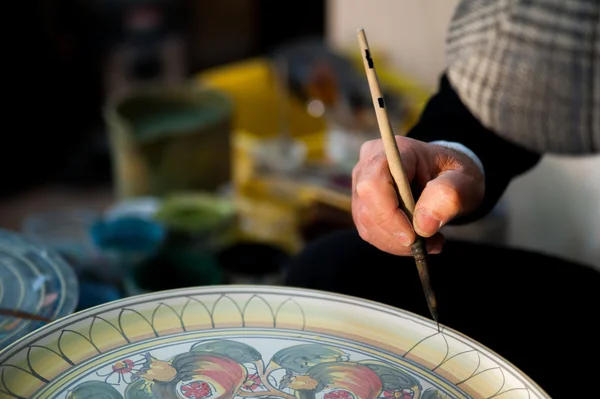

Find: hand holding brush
354;29;486;328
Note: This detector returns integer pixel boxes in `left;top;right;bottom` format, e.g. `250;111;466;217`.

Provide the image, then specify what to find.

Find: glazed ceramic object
0;229;78;350
0;286;549;399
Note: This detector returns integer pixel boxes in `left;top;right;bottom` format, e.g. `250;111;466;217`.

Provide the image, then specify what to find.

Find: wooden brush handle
357;29;440;327
356;28;417;219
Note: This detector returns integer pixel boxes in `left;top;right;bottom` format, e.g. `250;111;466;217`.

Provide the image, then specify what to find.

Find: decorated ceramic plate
0;229;79;350
0;286;549;399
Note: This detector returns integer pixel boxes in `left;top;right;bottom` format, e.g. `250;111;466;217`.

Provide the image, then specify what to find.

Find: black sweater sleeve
406;74;543;224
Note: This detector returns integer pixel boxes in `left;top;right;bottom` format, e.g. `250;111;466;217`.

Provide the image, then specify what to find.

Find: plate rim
0;284;550;398
0;228;79;346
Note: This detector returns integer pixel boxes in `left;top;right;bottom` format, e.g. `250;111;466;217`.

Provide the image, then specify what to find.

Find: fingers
356;205;445;256
413;169;483;237
353;138;444;256
353;196;413;254
354;160;415;245
353;140;417;247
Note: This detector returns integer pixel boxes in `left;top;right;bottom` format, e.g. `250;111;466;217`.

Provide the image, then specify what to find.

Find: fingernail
393;232;412;246
415;209;442;236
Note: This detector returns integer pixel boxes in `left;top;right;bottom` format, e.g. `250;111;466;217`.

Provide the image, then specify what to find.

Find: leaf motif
434;350;481;384
271;344;347;374
306;362;383;394
57;329;100;364
118;308;158;342
124;378;155;399
274;298;305;330
358;360;421;392
211;295;243;328
0;365;43;398
403;332;449;370
487;369;532;399
190;339;262;363
26;343;73;382
242;295;275;327
151;302;184;334
459;367;506;399
181;297;214;330
89;316;129;351
66;381;124;399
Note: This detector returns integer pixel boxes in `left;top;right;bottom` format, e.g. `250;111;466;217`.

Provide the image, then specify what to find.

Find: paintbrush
0;308;52;323
356;28;440;331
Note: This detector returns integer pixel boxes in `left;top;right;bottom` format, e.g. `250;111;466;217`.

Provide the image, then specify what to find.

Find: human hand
352;136;485;256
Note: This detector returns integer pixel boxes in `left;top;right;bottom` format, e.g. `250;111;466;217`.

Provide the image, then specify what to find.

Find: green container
154;192;237;255
105;85;233;198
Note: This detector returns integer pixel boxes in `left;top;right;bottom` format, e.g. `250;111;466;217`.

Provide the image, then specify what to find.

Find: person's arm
406;73;543;224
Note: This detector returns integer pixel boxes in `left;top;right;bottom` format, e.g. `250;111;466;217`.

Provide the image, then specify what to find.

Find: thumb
413;170;483;237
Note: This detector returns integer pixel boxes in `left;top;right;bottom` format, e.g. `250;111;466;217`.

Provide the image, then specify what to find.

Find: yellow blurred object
196;59;326;160
197;59;327;252
345;48;431;132
196;56;430;253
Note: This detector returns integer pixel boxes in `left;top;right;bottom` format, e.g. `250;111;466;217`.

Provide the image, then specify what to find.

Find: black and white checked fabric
445;0;599;154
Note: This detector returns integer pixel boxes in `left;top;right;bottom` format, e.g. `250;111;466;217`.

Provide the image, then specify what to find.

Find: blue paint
90;217;165;254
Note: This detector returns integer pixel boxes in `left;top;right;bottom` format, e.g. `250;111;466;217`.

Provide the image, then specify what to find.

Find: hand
352;136;485;256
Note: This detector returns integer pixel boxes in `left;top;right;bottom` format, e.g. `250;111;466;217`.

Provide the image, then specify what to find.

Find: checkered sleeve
446;0;599;154
407;74;542;224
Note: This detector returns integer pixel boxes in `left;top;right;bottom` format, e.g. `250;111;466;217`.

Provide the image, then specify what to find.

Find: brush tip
430;308;440;332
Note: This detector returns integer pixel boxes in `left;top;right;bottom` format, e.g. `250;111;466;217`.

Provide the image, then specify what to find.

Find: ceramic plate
0;286;548;399
0;229;79;350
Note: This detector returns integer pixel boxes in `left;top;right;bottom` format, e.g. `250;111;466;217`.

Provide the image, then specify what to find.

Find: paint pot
104;196;161;221
217;242;291;285
155;192;236;253
89;216;166;279
105;86;233;198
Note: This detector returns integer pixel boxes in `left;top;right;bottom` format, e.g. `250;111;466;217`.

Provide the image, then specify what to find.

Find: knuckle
355;178;377;198
359;139;381;160
355;158;391;195
394;134;408;148
395;135;417;153
367;153;388;173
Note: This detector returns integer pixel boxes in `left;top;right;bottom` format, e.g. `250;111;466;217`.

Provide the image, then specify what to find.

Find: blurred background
1;0;598;315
